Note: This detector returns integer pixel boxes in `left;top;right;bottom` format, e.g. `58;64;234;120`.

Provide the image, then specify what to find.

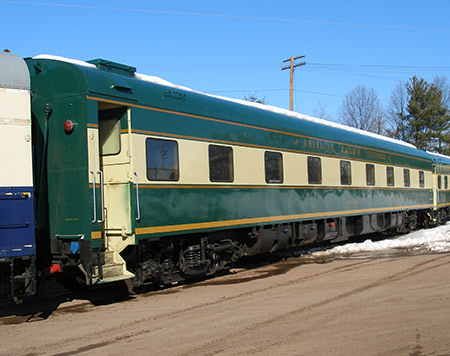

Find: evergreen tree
405;76;449;153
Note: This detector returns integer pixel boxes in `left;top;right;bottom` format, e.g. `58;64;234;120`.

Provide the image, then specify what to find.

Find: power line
1;1;450;32
208;88;389;103
309;62;450;72
209;88;345;98
144;61;450;75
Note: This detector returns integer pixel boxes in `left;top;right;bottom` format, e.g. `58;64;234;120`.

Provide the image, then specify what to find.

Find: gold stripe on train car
135;203;433;235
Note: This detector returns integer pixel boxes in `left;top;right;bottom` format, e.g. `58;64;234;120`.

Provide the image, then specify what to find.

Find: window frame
208;144;234;183
307;156;322;184
403;168;410;187
366;164;375;186
146;137;180;182
340;160;352;185
386;166;395;187
264;151;283;184
419;171;425;188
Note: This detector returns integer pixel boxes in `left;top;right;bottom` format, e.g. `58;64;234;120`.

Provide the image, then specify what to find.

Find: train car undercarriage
106;208;447;289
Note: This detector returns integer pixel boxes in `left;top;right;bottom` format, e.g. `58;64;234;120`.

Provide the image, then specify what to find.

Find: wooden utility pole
281;55;306;111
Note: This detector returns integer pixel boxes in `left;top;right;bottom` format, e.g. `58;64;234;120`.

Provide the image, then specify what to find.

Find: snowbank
310;223;450;257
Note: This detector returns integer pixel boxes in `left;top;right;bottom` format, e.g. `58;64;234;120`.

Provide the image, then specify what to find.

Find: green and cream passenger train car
24;55;446;289
428;152;450;221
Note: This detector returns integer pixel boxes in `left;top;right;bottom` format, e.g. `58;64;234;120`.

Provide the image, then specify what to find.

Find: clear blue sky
2;0;449;119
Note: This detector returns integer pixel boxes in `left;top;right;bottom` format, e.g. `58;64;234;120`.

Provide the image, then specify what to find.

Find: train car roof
0;51;30;90
29;54;432;167
427;151;450;165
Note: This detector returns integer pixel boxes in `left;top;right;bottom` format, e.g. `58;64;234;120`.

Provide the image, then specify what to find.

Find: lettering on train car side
340;145;362;157
366;150;390;161
302;138;335;153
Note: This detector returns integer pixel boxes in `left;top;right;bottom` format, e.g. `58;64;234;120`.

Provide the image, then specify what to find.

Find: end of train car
0;51;36;301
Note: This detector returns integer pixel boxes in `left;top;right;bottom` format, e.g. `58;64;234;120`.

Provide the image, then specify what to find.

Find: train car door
99;103;136;239
88;101;137;277
88;101;139;283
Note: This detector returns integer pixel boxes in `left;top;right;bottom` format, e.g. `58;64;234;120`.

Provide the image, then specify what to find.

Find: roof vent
87;59;136;77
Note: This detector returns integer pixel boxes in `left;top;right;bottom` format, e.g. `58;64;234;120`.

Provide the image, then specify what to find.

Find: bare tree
338;86;384;134
433;75;450;109
386;81;409;141
312;102;333;121
243;92;268;105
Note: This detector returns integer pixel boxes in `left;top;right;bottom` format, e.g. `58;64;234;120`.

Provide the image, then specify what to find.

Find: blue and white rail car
0;51;36;300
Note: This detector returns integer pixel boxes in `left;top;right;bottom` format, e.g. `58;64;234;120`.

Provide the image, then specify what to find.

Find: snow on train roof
426;150;450;164
34;54;416;150
34;54;97;69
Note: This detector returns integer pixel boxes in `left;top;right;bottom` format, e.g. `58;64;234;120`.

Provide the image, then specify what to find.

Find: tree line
332;76;450;154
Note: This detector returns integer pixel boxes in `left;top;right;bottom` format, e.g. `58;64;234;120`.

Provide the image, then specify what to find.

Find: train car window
340;160;352;185
438;175;442;190
99;118;121;155
307;156;322;184
366;164;375;185
445;176;448;190
419;171;425;188
366;164;375;186
98;107;127;156
146;138;179;181
209;145;234;182
386;166;395;186
265;151;283;183
403;169;410;187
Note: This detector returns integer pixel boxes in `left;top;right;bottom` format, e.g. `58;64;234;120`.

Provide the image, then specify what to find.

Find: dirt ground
1;251;450;356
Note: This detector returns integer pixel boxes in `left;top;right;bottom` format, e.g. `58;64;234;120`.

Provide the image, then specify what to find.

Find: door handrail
90;170;97;224
97;170;105;224
91;170;105;224
134;172;141;222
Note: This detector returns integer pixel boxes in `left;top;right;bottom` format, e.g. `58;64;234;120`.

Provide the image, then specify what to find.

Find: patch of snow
310;223;450;257
33;54;97;69
134;73;193;92
426;150;450;163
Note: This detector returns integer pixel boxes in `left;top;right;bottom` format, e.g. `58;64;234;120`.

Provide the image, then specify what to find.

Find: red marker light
50;264;61;274
330;222;335;227
64;120;74;134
